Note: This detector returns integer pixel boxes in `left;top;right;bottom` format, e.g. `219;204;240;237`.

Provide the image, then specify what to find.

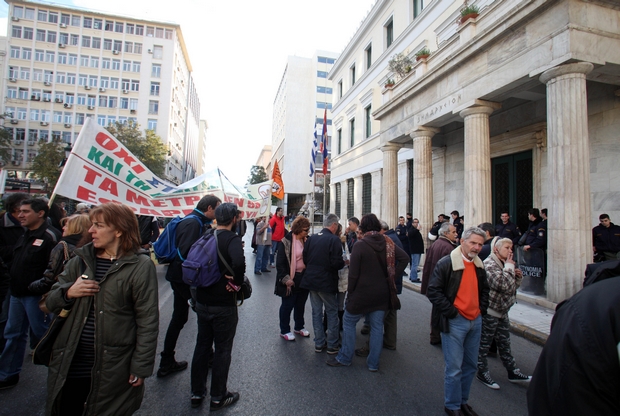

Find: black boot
338;310;344;332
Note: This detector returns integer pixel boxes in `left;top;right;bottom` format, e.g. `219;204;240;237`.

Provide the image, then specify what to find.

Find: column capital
409;127;441;139
380;143;402;153
459;101;501;119
539;62;594;85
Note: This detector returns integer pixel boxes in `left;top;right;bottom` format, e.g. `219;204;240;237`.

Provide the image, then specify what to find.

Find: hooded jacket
45;243;159;416
421;236;457;295
483;253;521;317
301;228;344;293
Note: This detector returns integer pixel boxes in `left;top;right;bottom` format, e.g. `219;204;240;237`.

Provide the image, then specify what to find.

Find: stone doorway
492;150;533;233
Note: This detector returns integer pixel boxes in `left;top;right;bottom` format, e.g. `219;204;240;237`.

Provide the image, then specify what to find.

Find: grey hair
461;226;487;241
439;222;453;236
493;237;513;250
379;220;389;231
323;213;340;228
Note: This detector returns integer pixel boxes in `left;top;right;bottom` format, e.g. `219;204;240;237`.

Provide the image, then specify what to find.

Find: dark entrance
492;150;533;233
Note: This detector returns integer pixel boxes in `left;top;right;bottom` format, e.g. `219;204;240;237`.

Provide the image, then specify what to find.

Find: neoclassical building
328;0;620;303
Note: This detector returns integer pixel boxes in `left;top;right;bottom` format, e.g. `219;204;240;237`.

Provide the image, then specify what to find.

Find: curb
403;280;548;347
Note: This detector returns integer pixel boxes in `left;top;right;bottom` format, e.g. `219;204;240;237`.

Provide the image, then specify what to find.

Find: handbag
38;241;70;314
216;234;252;306
33;258;86;367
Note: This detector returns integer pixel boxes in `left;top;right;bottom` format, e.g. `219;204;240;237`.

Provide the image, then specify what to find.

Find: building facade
271;51;338;216
329;0;620;303
2;0;200;184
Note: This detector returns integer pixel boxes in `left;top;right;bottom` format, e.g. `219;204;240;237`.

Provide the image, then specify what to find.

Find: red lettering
151;199;166;207
244;211;257;219
139;208;161;216
162;210;182;217
184;196;200;206
233;197;245;207
113;148;145;174
95;132;118;151
126;190;150;207
76;186;97;203
83;165;102;185
99;178;119;196
165;197;183;206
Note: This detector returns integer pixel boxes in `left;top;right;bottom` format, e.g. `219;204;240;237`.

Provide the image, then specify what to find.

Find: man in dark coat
421;223;458;345
527;276;620;416
495;212;521;245
159;195;220;377
592;213;620;261
407;218;425;283
426;227;489;416
523;208;546;252
301;213;345;355
477;222;495;261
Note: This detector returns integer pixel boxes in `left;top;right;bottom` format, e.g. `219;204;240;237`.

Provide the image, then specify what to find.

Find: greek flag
309;122;318;177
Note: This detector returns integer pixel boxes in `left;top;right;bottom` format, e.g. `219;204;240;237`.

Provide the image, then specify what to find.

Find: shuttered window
347;179;354;219
362;174;372;215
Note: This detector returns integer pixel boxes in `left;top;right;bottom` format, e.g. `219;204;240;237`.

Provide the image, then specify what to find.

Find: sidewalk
402;279;554;347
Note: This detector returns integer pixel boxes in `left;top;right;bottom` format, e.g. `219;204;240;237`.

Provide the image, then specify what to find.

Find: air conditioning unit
44;81;51;86
84;85;91;90
60;23;67;28
147;49;153;54
40;121;49;126
43;97;51;102
122;89;129;94
99;88;106;92
12;161;20;166
64;123;72;128
10;119;18;124
11;16;19;22
87;105;94;110
130;109;136;114
55;98;63;103
9;78;16;83
58;43;66;48
112;50;119;55
64;103;72;109
14;140;23;145
27;141;35;146
31;95;39;101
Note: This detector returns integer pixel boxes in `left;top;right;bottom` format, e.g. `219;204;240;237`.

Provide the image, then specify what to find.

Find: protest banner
52;118;271;218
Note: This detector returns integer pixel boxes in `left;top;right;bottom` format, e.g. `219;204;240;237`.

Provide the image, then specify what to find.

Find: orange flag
272;160;285;199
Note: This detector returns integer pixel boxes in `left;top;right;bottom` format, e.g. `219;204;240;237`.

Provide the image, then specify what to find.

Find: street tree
105;122;167;177
248;165;268;184
30;139;65;193
0;114;15;162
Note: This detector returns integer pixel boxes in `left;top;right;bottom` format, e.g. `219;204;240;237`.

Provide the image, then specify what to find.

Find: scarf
362;231;396;288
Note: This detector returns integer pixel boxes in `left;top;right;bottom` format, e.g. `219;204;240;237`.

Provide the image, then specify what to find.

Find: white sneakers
280;332;295;341
294;328;310;337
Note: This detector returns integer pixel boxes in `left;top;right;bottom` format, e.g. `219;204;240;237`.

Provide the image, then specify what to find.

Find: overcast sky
0;0;377;186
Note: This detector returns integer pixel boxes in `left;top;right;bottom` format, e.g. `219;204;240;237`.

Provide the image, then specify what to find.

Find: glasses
302;229;309;233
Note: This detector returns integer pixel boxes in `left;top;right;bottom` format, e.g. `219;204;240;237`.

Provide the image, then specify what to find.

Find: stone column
410;127;440;248
341;179;349;224
329;183;336;217
370;169;383;219
381;144;401;229
539;62;593;303
354;174;363;219
459;102;500;229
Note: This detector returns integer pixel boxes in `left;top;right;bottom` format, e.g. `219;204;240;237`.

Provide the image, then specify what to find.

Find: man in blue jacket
301;213;345;355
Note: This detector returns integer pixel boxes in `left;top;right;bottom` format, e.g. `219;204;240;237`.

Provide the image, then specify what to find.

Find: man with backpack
137;215;160;249
158;195;221;378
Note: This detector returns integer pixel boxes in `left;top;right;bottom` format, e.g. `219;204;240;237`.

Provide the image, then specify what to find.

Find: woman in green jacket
45;203;159;416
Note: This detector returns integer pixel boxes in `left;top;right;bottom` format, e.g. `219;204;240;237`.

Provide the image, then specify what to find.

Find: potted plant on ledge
388;52;414;80
384;79;395;88
415;47;431;61
460;4;479;23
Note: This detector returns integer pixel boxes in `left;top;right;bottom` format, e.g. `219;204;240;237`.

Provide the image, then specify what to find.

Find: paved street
0;231;541;415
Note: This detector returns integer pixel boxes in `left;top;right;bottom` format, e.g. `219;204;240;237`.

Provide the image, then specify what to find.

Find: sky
0;0;378;187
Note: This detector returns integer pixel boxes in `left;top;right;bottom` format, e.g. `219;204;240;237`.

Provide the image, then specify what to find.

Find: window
124;42;133;53
362;174;372;215
350;118;355;147
99;95;108;107
148;100;159;114
135;25;144;36
25;8;35;20
48;12;58;24
70;34;79;46
414;0;425;18
113;40;122;52
56;72;65;83
67;73;76;85
152;64;161;78
87;95;96;106
152;45;163;59
45;51;55;63
94;19;102;30
120;97;128;109
82;36;91;48
38;10;47;22
103;38;112;50
83;17;92;29
39;130;49;141
88;76;98;87
63;112;72;124
347;179;354;219
61;14;70;25
34;50;44;61
123;60;131;71
75;113;85;125
58;53;67;65
13;6;23;18
65;93;74;104
130;80;140;91
147;119;157;130
107;116;116;125
59;32;68;44
132;62;141;72
20;67;30;80
126;23;135;34
71;15;81;27
51;131;61;141
23;27;33;40
112;60;121;70
108;96;117;108
385;19;394;48
36;29;45;41
5;107;15;118
11;25;22;38
150;82;160;96
8;66;17;79
54;111;62;123
134;43;142;54
62;131;71;143
101;58;111;69
317;71;328;78
129;99;138;110
10;46;20;59
317;102;332;110
68;54;77;65
77;94;86;105
7;87;17;99
90;57;99;68
92;37;101;49
335;183;341;218
365;105;372;138
318;56;336;64
105;20;114;31
43;70;53;83
29;128;38;140
18;88;29;100
21;48;32;60
365;44;372;69
337;128;342;155
155;27;164;38
47;31;57;43
115;22;123;32
33;69;43;81
110;78;119;89
146;26;155;37
165;29;173;40
78;74;87;86
121;79;130;90
350;65;356;86
97;115;106;126
80;55;89;67
338;81;343;99
100;77;109;88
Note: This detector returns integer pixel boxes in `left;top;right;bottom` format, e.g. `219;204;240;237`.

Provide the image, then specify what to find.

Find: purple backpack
182;229;223;287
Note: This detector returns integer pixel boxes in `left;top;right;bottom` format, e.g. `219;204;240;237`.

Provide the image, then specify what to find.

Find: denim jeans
338;309;385;370
270;241;280;266
191;303;238;401
441;313;482;410
279;289;309;334
0;295;51;380
410;254;421;280
309;291;339;349
161;281;191;363
255;244;270;273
